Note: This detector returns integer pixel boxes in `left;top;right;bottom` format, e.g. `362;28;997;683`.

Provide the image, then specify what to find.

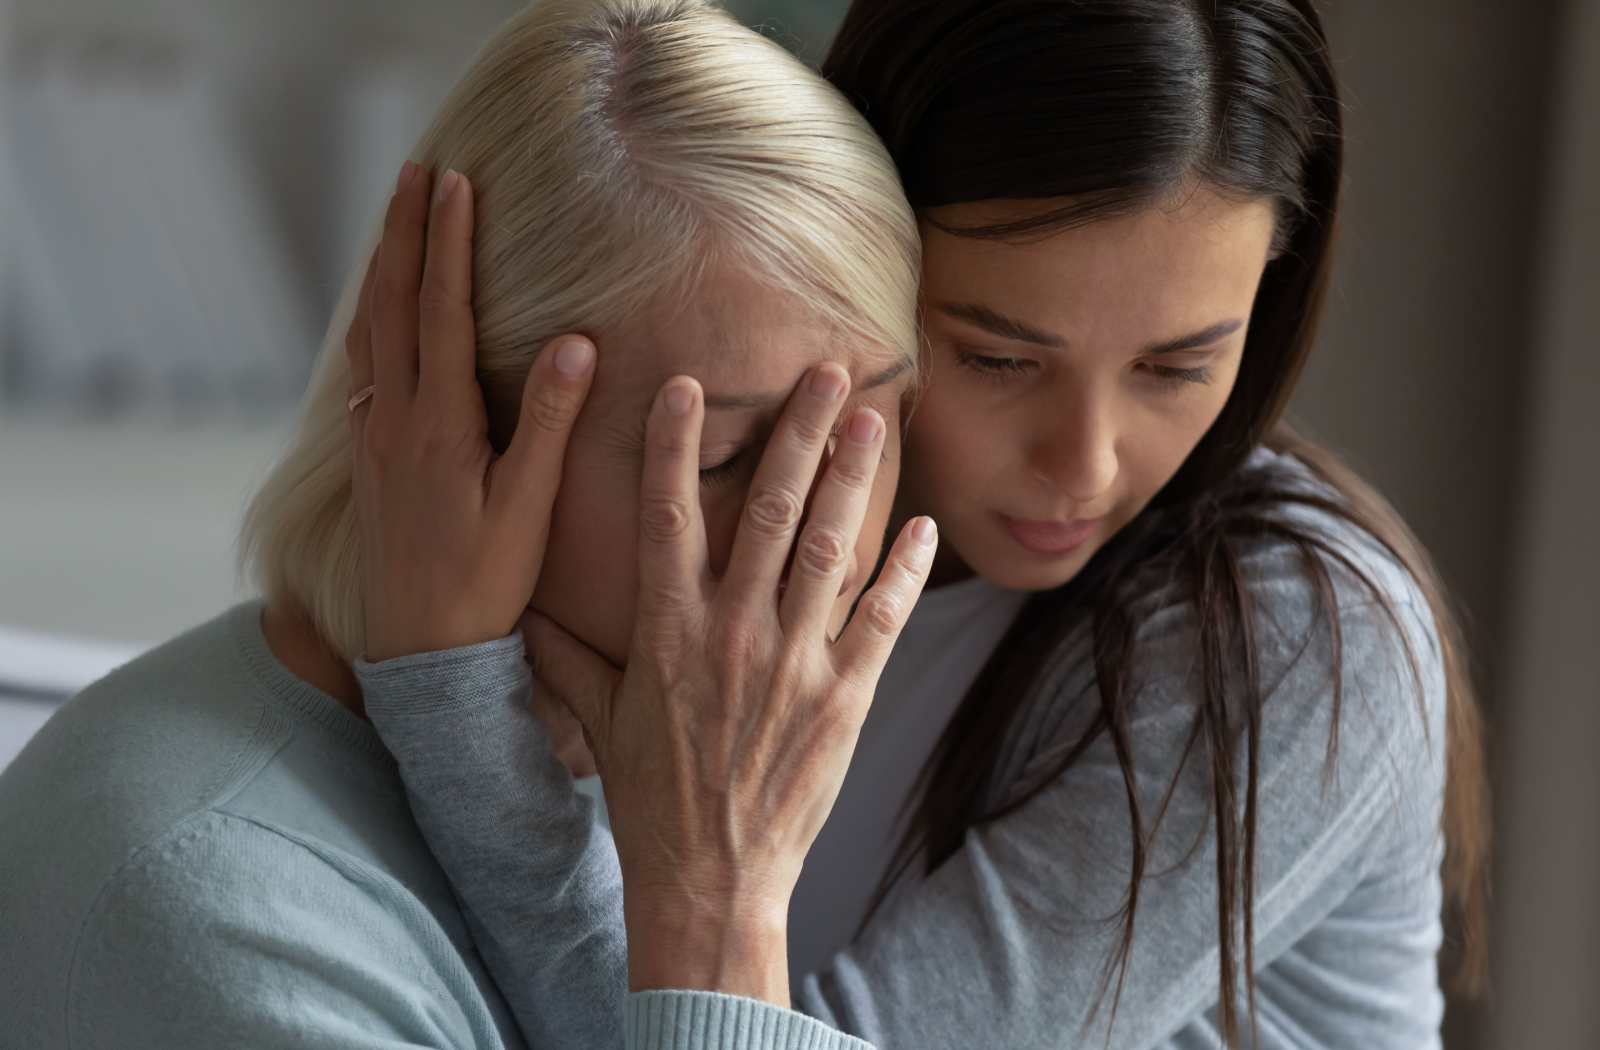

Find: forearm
359;634;628;1050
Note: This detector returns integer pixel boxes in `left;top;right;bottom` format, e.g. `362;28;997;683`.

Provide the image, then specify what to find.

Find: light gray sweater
359;453;1449;1050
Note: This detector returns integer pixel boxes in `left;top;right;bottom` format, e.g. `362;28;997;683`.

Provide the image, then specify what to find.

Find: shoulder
1135;450;1442;709
1103;452;1449;818
1240;452;1442;730
1021;451;1445;791
64;810;490;1049
9;604;270;799
0;605;277;1041
0;605;274;881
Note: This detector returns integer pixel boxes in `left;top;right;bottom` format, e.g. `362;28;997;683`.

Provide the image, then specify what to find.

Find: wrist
622;878;792;1007
364;609;514;664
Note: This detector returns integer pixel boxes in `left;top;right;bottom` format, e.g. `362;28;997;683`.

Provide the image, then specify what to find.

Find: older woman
0;2;926;1048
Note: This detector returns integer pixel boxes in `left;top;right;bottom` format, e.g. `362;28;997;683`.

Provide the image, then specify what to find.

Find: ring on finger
348;386;375;413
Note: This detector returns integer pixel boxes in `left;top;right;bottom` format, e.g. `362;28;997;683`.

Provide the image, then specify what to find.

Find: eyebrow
703;357;912;411
1143;318;1245;355
937;303;1066;349
937;302;1245;356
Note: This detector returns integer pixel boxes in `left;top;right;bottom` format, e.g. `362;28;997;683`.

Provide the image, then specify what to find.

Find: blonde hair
240;0;920;661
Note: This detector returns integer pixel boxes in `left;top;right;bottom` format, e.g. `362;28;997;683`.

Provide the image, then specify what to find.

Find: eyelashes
955;349;1031;380
955;348;1214;390
697;421;856;489
699;445;754;486
1146;363;1214;389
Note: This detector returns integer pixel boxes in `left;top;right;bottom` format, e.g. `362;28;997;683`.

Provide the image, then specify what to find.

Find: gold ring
348;386;375;412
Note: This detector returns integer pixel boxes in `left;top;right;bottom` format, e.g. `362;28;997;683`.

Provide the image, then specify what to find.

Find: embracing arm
359;634;628;1050
343;164;628;1049
797;534;1448;1050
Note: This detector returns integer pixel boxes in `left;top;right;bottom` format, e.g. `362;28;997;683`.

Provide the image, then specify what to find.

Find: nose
1028;394;1118;505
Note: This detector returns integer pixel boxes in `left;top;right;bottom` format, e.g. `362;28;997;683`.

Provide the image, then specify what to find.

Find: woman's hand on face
347;163;596;662
520;364;937;1007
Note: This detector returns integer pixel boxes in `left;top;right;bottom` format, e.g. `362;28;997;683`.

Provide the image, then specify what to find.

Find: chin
987;559;1084;592
957;542;1086;593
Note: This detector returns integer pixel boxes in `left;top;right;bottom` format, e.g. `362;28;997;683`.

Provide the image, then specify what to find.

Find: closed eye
699;445;755;486
1143;363;1214;389
698;416;855;487
955;349;1033;379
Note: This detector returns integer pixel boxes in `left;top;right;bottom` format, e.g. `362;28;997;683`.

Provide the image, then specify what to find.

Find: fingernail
553;339;594;377
438;169;461;202
663;381;696;416
847;409;882;445
912;516;937;545
396;161;418;192
809;366;846;403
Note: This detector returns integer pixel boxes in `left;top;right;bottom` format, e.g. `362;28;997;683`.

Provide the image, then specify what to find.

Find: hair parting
241;0;920;662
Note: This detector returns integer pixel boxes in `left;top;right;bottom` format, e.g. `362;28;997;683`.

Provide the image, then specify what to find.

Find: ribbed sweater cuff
626;991;873;1050
354;631;528;718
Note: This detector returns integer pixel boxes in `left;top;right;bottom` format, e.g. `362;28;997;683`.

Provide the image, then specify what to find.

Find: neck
260;600;365;718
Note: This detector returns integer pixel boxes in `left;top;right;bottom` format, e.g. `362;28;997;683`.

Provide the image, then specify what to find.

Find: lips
999;514;1100;557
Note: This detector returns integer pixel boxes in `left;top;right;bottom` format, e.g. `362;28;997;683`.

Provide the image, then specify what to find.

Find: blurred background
0;0;1593;1046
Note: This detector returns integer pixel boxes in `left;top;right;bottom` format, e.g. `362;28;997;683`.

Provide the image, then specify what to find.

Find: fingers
719;363;850;604
369;161;430;404
522;611;622;745
778;407;885;637
488;334;596;524
636;377;711;625
416;169;480;407
345;250;380;443
833;516;937;683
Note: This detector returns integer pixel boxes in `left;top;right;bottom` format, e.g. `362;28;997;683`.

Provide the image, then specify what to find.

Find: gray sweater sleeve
358;635;870;1050
358;634;627;1050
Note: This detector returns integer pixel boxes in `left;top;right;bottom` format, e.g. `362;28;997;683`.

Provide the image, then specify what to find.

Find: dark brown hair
824;0;1489;1042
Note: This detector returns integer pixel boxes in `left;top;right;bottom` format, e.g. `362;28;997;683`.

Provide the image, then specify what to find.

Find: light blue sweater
0;603;847;1050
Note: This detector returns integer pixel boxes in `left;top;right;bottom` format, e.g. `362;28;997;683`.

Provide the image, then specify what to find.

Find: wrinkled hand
522;365;936;1006
346;162;596;662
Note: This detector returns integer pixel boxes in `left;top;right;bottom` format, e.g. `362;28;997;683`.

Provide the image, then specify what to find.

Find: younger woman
356;1;1488;1048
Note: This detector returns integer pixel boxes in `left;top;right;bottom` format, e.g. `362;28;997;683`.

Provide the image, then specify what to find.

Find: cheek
529;452;639;667
903;384;1006;499
1120;376;1238;501
700;489;744;578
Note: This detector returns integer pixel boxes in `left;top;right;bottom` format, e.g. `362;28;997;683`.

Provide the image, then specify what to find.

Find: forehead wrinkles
609;296;866;391
588;253;908;437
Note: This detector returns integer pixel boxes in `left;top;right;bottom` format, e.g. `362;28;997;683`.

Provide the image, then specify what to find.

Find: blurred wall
1294;2;1598;1048
1488;0;1600;1045
1296;0;1552;671
6;0;521;316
